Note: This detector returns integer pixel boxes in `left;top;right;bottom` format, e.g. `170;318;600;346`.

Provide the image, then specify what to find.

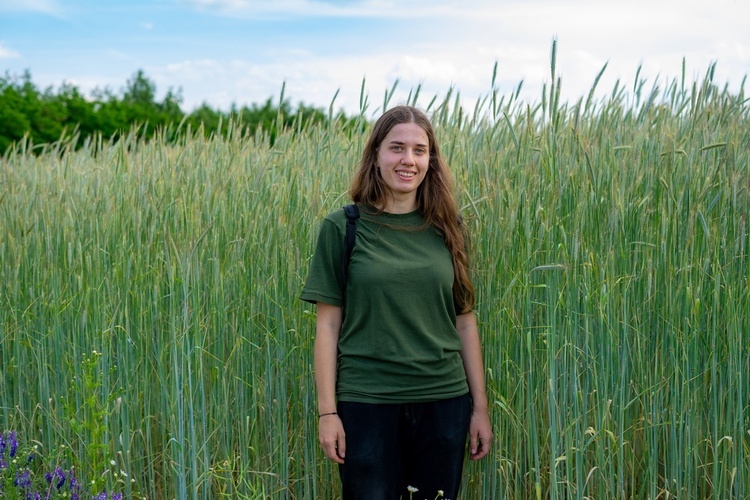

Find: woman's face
375;122;430;208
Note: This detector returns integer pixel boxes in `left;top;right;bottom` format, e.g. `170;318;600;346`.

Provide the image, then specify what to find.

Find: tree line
0;69;355;154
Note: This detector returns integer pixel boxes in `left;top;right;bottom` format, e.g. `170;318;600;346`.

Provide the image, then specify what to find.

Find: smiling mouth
397;171;416;179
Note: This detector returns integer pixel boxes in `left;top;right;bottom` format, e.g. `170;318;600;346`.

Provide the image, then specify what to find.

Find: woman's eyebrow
388;139;428;147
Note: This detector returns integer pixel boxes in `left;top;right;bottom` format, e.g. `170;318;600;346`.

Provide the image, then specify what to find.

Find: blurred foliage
0;69;360;154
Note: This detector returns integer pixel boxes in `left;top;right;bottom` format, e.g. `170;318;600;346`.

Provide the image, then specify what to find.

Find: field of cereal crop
2;53;748;498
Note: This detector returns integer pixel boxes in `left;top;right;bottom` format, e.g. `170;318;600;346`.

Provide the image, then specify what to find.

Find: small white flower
121;469;128;477
407;485;419;493
110;460;116;466
438;490;445;497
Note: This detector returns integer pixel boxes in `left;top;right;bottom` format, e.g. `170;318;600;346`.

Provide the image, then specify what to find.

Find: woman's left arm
456;311;493;460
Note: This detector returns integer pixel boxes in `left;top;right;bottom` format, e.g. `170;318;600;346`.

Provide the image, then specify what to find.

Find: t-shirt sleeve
299;216;345;306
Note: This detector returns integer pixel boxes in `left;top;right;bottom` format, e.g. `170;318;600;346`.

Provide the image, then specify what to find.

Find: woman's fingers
319;415;346;464
468;411;493;460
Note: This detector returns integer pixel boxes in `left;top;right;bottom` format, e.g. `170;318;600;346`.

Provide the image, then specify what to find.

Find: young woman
301;105;492;499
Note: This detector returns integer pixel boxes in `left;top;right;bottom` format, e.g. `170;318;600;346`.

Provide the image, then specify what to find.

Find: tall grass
1;52;748;498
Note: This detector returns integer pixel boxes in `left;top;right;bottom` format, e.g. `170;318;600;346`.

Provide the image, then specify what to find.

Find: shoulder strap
342;204;360;311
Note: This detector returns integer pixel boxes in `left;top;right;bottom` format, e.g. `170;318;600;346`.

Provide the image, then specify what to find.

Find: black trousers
337;393;472;500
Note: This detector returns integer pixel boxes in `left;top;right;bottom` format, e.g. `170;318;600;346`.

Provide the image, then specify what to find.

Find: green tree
58;82;98;140
187;103;224;136
0;69;349;155
0;72;32;152
123;70;183;125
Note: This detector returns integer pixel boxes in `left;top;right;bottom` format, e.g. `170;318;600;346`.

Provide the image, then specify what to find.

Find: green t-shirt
300;206;469;403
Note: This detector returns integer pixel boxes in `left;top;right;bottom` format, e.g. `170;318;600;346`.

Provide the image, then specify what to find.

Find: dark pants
337;393;472;500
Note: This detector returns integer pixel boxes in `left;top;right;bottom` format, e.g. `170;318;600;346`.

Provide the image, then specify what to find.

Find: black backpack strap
342;204;360;311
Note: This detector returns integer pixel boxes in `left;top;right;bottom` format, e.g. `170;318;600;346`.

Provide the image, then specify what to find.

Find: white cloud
145;46;578;116
10;0;746;119
149;27;748;119
0;41;21;59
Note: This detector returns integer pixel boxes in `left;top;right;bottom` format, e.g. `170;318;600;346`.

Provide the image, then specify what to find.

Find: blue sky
1;0;748;116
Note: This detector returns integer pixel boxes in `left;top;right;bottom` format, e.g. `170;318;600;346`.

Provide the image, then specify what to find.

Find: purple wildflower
43;466;65;490
112;494;123;500
54;466;66;489
0;432;5;458
14;468;32;488
8;431;18;458
69;469;82;499
93;493;107;500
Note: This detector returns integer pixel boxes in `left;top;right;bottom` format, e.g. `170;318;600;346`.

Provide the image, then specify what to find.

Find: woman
301;105;492;499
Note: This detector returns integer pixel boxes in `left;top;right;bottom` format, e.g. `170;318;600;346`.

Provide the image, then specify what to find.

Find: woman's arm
456;311;493;460
314;302;346;463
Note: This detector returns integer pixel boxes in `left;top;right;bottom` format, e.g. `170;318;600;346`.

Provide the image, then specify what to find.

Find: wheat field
1;55;748;498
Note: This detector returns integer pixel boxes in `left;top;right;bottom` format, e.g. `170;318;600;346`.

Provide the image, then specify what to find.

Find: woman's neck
382;194;418;214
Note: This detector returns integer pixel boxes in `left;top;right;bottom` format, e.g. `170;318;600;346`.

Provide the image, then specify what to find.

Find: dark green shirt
301;206;469;403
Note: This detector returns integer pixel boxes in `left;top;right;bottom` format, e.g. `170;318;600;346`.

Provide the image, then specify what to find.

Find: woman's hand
468;408;492;460
318;413;346;464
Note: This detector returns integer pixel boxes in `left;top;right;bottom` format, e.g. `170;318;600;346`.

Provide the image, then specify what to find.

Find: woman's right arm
314;302;346;463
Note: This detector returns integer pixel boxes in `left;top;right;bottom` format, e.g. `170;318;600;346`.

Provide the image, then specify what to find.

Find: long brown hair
349;105;475;313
